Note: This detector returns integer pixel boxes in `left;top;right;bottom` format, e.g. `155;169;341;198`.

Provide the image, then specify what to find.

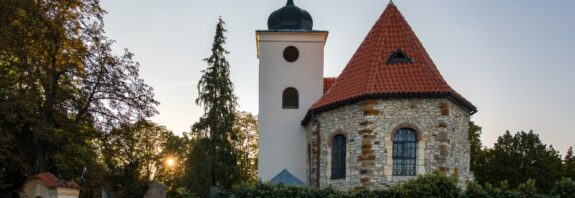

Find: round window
283;46;299;62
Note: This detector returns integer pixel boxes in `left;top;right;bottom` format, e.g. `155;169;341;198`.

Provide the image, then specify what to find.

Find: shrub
222;174;572;198
465;181;488;198
551;178;575;198
398;173;462;198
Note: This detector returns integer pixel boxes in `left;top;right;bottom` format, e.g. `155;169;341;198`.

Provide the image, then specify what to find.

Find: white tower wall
256;31;328;183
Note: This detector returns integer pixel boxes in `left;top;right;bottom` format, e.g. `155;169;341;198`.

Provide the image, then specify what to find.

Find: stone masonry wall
306;98;471;190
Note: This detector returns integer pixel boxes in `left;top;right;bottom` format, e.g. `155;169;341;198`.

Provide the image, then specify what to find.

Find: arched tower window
282;87;299;109
331;134;346;179
393;128;417;176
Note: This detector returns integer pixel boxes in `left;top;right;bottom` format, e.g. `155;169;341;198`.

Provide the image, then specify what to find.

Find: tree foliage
1;2;261;195
551;178;575;198
468;121;483;174
192;17;237;140
476;130;563;193
232;111;259;185
99;120;173;196
185;17;241;197
0;0;157;196
565;147;575;181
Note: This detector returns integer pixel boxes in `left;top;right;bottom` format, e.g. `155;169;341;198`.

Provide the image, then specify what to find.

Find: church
257;0;476;190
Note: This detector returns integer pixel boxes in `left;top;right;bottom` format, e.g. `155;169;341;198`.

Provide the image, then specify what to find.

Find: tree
565;147;575;180
186;17;240;196
233;111;259;184
99;120;173;196
477;130;563;192
468;121;483;173
183;139;213;197
0;0;157;195
154;133;193;195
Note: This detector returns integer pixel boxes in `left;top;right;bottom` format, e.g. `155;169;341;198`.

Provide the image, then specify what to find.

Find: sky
99;0;575;154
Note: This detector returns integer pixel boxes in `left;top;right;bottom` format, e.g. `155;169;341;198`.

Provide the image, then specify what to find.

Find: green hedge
214;174;575;198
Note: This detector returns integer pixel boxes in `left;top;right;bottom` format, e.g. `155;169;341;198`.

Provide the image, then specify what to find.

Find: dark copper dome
267;0;313;31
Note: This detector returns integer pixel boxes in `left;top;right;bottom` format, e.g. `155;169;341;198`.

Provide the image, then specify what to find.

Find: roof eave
301;93;477;126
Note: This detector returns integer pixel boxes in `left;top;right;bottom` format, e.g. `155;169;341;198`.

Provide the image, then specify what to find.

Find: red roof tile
323;77;337;94
307;3;475;120
20;172;80;191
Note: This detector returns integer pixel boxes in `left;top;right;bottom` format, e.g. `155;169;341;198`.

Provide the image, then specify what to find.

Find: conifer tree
187;17;239;195
565;146;575;180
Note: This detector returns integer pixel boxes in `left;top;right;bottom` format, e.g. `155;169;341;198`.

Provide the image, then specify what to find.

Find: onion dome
267;0;313;31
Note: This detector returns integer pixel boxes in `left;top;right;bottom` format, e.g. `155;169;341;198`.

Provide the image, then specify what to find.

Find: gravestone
143;182;166;198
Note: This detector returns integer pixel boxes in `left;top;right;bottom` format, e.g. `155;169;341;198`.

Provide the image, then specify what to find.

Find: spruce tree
189;17;239;195
565;147;575;180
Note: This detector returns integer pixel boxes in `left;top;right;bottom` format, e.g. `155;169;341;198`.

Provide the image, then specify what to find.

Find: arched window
331;134;346;179
393;128;417;176
282;87;299;109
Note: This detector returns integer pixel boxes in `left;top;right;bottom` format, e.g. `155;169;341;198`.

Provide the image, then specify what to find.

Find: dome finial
287;0;295;6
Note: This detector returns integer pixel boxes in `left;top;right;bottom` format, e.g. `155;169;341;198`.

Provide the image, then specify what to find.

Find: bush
551;178;575;198
397;173;462;197
221;174;571;198
226;173;462;198
465;181;488;198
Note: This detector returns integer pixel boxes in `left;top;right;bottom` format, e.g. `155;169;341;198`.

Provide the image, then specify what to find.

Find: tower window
282;87;299;109
387;48;413;64
331;134;346;179
283;46;299;62
393;128;417;176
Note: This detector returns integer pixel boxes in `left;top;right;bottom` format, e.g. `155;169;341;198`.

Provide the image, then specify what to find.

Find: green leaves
1;0;158;196
474;130;564;193
228;174;461;198
551;178;575;198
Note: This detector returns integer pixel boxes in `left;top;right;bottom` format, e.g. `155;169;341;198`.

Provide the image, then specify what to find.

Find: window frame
283;46;300;62
282;87;299;109
331;134;347;180
392;128;417;176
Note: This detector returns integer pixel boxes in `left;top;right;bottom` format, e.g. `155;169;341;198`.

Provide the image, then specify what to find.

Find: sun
166;158;175;167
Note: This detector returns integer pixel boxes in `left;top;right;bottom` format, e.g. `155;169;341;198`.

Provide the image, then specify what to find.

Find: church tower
256;0;328;184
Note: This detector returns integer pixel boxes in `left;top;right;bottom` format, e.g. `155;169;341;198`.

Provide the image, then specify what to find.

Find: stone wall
306;98;471;190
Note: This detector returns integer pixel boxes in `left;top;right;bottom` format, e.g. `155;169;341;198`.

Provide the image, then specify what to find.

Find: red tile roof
305;3;475;123
323;77;337;94
20;172;80;191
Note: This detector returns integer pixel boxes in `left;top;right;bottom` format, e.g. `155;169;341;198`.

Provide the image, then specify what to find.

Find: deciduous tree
477;130;563;192
99;120;172;196
468;121;483;173
0;0;157;195
233;111;259;184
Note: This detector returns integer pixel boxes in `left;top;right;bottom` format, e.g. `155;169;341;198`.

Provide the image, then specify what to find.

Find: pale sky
99;0;575;154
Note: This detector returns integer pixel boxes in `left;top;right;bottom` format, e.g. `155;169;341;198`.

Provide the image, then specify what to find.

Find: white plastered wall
257;31;327;183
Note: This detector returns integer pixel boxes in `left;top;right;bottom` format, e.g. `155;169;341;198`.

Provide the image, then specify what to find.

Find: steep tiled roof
20;172;80;191
305;3;475;123
323;77;337;94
